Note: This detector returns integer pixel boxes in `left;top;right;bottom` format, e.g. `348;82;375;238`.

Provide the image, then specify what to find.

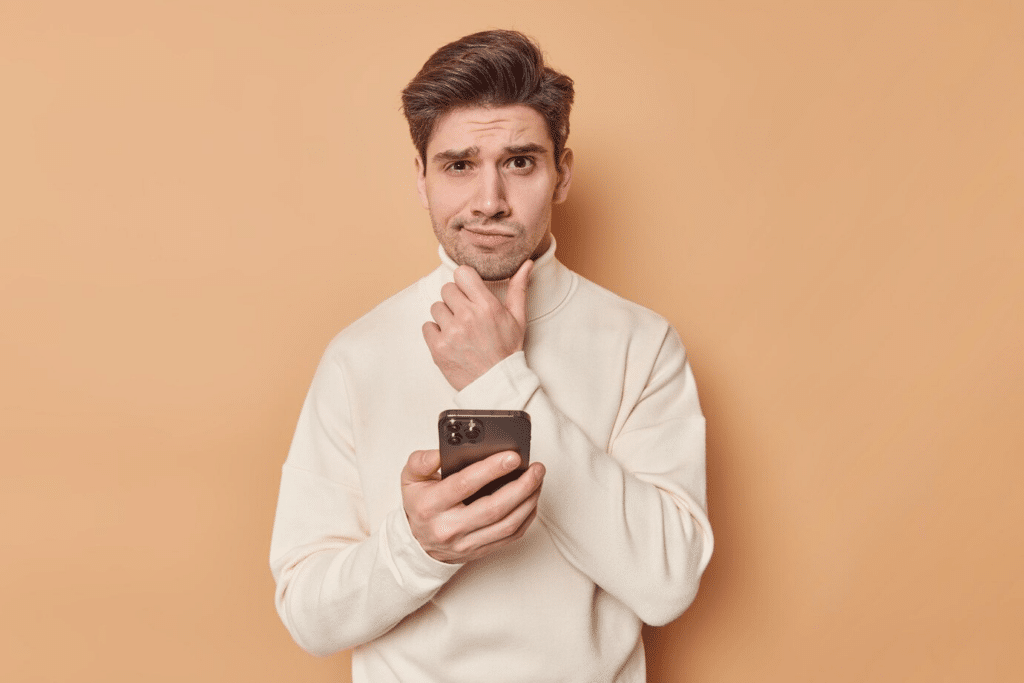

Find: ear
553;148;574;204
414;155;429;209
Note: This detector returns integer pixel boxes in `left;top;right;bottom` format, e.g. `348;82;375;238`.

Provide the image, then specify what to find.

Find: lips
461;227;515;238
460;228;516;250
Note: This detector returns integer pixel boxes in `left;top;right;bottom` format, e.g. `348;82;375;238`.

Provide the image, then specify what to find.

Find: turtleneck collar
418;235;576;323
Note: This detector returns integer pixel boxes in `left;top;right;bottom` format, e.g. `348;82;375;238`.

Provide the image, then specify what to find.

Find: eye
506;156;535;171
445;160;472;174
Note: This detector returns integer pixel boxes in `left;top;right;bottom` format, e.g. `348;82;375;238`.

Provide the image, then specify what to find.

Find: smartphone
438;409;531;505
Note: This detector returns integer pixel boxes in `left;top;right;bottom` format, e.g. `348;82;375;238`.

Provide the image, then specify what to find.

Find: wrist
454;351;539;410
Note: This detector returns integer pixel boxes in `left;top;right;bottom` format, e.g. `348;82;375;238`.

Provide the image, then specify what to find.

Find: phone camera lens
465;420;481;440
447;432;462;445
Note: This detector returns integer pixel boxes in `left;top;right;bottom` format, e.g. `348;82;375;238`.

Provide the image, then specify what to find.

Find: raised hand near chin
422;258;533;391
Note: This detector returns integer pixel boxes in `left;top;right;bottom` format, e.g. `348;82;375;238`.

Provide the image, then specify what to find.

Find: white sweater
270;239;713;682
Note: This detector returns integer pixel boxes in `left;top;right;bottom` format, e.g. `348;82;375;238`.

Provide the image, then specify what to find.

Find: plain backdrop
2;1;1022;681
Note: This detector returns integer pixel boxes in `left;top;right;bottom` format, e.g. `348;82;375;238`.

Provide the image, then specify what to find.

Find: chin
445;242;530;281
471;258;524;281
464;250;530;280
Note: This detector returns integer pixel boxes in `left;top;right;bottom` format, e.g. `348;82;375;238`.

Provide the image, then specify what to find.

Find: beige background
2;1;1022;681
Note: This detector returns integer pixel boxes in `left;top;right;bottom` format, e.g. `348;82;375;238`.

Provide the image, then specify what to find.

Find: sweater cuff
454;351;540;410
383;507;462;592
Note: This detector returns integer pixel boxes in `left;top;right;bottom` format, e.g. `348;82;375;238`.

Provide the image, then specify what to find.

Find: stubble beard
437;217;537;281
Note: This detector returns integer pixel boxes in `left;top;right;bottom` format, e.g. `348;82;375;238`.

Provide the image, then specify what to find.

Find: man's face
416;104;573;281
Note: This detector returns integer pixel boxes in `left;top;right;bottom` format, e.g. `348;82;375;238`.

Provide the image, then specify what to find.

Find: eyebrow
504;143;548;156
432;146;479;163
431;143;549;164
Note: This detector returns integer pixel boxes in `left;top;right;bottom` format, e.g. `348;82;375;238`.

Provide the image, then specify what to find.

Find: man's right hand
401;449;545;564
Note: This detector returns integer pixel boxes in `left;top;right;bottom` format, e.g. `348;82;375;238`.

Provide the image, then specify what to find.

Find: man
270;29;713;682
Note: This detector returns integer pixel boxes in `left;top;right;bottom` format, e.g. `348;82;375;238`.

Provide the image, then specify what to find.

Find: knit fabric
270;238;713;682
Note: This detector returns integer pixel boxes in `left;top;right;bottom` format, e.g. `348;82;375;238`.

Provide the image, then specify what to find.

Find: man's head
402;30;575;280
402;30;574;169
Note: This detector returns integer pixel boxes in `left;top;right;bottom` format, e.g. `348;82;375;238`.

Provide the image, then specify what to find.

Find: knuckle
433;336;451;354
408;502;431;526
410;511;431;532
489;516;518;542
507;520;529;541
486;488;524;521
431;517;457;545
483;496;515;525
509;510;536;539
474;497;502;525
452;474;478;500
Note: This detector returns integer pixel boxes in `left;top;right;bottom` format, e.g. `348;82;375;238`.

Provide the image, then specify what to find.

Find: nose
470;166;510;221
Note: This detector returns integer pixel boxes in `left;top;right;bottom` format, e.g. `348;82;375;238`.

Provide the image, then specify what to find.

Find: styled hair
401;30;575;166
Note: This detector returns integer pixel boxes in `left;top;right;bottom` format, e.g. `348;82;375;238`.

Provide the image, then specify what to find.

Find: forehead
427;104;553;156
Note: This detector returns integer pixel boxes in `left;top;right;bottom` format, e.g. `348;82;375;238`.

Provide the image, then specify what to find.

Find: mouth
461;229;515;249
460;226;516;238
454;221;519;250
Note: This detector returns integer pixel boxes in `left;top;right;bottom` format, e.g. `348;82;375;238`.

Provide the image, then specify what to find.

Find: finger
438;450;522;508
401;449;441;485
422;320;442;351
475;460;545;510
429;300;454;327
451;265;492;303
456;485;542;553
505;258;534;327
459;461;544;533
440;280;473;312
453;505;540;564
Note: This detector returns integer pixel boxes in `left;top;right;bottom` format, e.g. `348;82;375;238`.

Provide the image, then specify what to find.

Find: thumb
401;449;441;485
506;258;534;326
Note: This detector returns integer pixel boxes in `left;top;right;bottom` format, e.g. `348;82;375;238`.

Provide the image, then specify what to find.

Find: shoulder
563;266;674;338
321;274;429;361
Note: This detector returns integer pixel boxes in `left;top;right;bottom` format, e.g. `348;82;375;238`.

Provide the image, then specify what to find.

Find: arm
423;263;712;625
455;329;713;626
269;349;546;655
269;354;460;656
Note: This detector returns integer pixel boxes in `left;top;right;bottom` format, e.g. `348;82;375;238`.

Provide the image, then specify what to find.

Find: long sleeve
270;253;713;681
269;353;460;656
454;325;713;626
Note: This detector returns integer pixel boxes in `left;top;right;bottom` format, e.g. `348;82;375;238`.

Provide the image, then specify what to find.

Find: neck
421;235;575;322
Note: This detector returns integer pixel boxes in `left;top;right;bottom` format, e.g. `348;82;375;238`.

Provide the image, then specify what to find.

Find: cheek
427;184;465;220
517;183;555;223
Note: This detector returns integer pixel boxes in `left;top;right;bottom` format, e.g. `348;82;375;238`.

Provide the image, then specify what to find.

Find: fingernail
503;452;519;470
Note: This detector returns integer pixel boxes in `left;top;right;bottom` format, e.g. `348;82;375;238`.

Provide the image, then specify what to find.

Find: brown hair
401;30;575;166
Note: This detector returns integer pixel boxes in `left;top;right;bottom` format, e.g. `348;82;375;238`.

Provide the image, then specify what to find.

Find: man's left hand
422;259;533;391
